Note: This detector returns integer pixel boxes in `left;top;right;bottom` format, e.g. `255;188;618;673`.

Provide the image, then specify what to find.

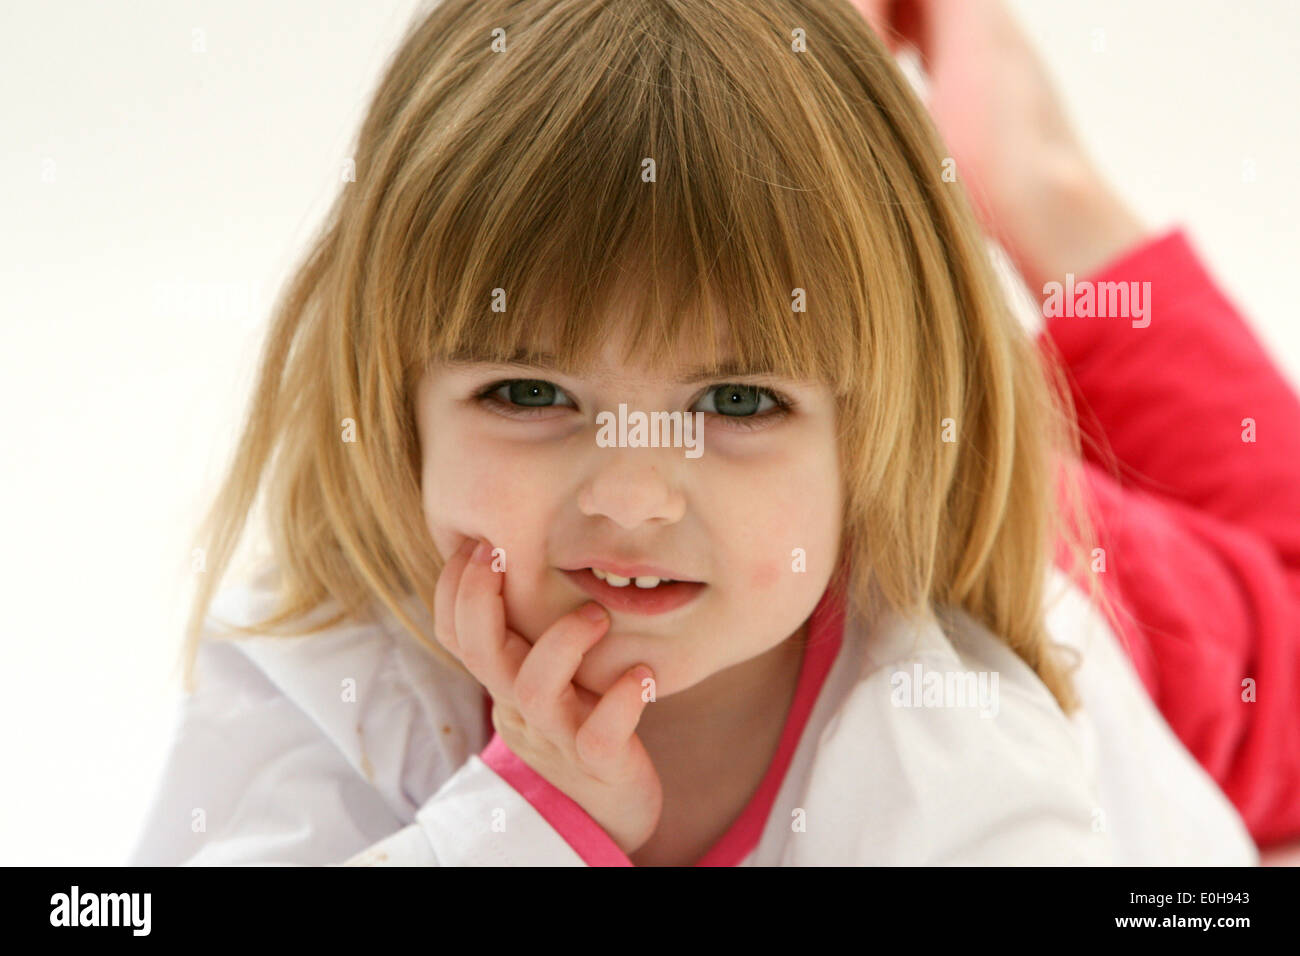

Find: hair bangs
388;0;867;393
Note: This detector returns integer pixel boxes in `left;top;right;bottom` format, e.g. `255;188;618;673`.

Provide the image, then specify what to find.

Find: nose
576;448;687;529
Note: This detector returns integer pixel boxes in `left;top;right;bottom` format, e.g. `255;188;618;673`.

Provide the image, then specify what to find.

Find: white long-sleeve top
126;562;1257;866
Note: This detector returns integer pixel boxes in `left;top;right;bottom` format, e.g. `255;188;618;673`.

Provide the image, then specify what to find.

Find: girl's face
414;319;843;699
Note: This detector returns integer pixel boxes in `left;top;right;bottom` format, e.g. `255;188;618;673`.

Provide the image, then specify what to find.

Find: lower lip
562;568;706;615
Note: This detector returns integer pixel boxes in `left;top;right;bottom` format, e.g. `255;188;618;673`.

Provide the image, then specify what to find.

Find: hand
850;0;1146;289
433;536;663;856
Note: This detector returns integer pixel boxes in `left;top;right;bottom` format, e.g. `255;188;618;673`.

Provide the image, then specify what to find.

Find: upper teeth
591;568;673;588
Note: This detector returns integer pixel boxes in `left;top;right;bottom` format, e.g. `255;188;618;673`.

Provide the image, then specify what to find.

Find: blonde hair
182;0;1119;714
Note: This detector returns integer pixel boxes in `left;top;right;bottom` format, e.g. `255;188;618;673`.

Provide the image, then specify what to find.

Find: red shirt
1042;227;1300;849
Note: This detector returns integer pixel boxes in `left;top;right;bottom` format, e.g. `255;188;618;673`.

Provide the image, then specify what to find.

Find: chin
573;644;673;702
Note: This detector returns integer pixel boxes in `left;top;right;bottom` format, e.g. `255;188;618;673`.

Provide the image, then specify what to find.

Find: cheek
730;468;839;593
422;439;541;561
749;557;783;592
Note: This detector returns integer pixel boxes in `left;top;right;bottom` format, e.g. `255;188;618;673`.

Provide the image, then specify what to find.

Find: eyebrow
443;347;781;385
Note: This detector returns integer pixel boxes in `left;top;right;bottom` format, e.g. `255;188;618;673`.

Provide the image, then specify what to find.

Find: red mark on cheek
750;560;782;592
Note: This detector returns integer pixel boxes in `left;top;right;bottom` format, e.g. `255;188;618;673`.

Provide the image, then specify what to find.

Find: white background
2;1;1297;865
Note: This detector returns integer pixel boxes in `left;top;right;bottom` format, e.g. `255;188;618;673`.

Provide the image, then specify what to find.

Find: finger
574;664;655;777
512;602;611;740
433;537;476;658
454;538;531;700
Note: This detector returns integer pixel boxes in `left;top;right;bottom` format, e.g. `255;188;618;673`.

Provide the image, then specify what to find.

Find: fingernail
579;602;608;623
471;540;493;564
632;665;653;683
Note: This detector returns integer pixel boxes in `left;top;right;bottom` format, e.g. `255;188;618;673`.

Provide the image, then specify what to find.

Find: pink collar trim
480;583;848;866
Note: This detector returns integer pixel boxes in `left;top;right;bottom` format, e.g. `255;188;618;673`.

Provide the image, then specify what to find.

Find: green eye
475;378;794;430
475;378;577;418
703;384;764;416
506;380;558;406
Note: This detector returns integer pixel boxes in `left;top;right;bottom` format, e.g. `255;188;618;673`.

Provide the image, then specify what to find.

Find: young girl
129;0;1300;866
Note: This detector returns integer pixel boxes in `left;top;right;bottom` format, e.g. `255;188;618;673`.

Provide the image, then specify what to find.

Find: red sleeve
1040;228;1300;848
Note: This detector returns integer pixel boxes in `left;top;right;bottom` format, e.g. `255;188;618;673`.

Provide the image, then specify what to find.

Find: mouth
561;567;706;615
